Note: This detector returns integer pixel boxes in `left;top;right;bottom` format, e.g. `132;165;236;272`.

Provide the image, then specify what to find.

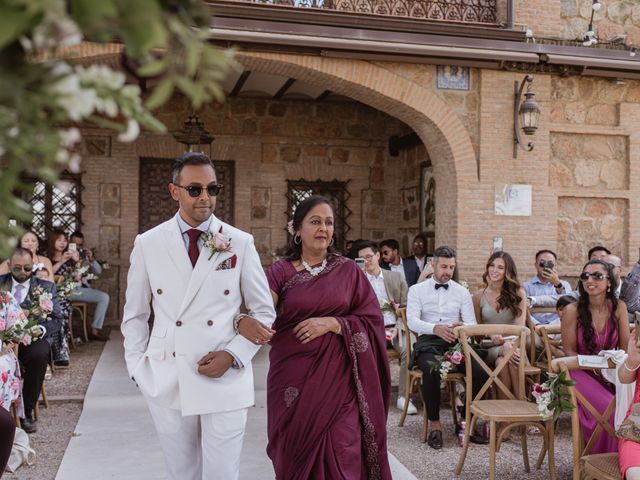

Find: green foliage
0;0;233;257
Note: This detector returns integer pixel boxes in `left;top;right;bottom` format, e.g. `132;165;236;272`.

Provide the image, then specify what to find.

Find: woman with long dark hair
265;195;391;479
0;231;54;276
561;259;630;454
473;251;527;398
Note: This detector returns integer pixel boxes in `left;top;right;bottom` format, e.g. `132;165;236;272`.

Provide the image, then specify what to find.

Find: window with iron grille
26;172;83;240
286;179;351;252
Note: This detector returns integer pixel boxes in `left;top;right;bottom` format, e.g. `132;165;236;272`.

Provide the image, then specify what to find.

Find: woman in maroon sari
266;196;391;480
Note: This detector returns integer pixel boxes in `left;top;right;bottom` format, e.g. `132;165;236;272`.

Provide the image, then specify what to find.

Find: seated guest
51;230;110;341
357;240;416;415
524;250;572;325
618;330;640;480
472;251;527;398
379;239;421;287
407;245;487;449
604;254;623;297
589;245;611;261
407;234;428;272
620;253;640;316
561;259;630;454
0;248;63;433
0;231;54;276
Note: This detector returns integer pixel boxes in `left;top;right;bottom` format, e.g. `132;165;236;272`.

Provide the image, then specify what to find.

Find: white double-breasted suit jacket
121;214;276;416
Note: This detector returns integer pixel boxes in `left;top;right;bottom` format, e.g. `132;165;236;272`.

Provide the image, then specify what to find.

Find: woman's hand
294;317;340;344
237;316;275;345
61;250;78;263
491;334;504;346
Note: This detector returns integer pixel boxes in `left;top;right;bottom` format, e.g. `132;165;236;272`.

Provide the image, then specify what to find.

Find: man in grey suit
357;241;417;414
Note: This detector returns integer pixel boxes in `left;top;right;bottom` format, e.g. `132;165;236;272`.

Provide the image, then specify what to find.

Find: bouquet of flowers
431;341;467;384
0;292;45;348
531;371;575;420
72;262;97;284
56;275;81;301
24;285;54;323
379;299;399;315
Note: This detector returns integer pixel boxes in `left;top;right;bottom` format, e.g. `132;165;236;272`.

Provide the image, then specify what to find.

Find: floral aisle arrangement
55;275;81;301
531;371;575;420
0;292;45;348
72;262;98;284
379;299;399;315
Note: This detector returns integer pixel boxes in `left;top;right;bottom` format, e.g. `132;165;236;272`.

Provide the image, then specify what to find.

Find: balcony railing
236;0;500;25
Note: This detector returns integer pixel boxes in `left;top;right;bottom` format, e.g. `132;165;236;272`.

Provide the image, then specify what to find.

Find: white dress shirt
407;277;476;335
365;270;396;327
11;278;30;304
389;260;406;283
176;213;214;252
415;256;426;272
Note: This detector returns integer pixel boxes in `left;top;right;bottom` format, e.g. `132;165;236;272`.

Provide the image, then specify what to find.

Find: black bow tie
435;283;449;290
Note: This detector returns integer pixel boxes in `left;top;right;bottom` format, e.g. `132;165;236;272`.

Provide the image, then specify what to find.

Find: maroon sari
266;256;391;480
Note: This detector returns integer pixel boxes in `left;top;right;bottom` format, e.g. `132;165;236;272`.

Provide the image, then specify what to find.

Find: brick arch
235;51;478;246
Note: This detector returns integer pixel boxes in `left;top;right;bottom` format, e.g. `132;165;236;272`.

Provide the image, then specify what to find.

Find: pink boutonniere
202;230;232;260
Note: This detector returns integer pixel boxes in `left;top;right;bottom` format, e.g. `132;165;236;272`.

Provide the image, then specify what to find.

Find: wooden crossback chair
396;308;465;442
71;301;90;343
551;356;621;480
534;323;564;373
455;324;556;480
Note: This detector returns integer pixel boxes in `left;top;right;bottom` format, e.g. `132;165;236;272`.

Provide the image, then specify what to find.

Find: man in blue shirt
524;249;572;325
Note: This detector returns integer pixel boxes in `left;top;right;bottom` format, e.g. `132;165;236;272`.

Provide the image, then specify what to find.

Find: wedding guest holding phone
618;316;640;480
524;250;572;326
561;259;630;454
266;195;391;479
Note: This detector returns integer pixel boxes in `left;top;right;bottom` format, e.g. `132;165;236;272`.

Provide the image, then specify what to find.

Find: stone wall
560;0;640;45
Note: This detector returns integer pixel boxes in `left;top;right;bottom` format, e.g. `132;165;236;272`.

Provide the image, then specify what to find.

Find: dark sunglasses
579;271;607;281
11;265;32;272
175;184;223;198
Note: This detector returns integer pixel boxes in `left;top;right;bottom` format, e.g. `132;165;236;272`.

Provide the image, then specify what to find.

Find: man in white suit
122;152;276;480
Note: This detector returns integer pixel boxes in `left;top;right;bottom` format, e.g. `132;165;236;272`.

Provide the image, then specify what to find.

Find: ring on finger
305;332;310;338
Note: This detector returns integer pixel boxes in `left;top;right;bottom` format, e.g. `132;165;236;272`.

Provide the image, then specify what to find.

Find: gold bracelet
623;360;640;372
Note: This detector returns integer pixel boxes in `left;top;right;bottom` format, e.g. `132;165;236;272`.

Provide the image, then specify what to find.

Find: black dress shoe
54;360;69;367
470;432;489;445
21;417;37;434
427;430;443;449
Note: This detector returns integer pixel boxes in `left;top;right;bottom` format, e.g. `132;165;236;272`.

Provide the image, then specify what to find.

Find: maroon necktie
186;229;202;268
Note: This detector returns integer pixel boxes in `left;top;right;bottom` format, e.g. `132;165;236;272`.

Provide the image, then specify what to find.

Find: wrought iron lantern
513;75;541;158
173;114;214;152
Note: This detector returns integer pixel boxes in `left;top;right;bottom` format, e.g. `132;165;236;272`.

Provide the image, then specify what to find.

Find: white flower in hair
287;220;295;236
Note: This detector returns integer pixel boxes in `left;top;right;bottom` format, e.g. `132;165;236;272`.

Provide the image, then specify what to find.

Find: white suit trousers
146;401;248;480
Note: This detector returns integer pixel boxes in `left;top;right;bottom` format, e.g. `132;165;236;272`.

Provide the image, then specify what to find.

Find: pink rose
20;334;32;346
0;318;5;331
532;383;549;395
213;234;231;251
1;372;8;384
39;297;53;313
450;351;464;365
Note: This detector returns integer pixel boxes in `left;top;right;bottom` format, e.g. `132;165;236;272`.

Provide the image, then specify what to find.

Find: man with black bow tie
407;245;488;449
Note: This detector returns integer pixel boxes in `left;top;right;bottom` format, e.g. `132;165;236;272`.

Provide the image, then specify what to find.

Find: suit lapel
381;271;396;304
163;218;193;282
178;221;228;317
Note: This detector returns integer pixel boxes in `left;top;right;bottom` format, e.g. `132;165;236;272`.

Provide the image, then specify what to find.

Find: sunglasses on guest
175;184;223;198
11;265;32;273
579;271;607;281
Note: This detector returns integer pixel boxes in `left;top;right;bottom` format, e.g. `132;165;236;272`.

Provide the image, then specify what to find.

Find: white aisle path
56;330;416;480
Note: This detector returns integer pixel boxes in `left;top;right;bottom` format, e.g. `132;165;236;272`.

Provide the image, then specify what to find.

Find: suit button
207;320;213;326
176;320;182;327
224;289;230;295
157;288;163;294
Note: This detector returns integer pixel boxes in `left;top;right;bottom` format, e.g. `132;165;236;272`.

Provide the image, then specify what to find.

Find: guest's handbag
616;403;640;443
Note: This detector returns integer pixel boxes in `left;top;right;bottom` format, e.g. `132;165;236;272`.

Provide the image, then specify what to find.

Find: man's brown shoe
89;331;109;341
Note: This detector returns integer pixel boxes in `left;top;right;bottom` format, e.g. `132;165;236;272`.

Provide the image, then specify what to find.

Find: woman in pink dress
561;259;630;454
266;196;391;480
619;330;640;479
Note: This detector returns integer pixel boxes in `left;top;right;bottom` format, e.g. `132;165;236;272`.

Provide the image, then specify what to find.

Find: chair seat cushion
582;453;621;480
471;400;544;421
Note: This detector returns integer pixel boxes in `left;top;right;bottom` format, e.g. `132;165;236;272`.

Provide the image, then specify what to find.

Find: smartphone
355;257;366;271
68;243;77;252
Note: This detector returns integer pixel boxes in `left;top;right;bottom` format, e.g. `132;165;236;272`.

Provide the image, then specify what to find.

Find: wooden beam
315;90;332;101
273;78;296;99
229;70;251;97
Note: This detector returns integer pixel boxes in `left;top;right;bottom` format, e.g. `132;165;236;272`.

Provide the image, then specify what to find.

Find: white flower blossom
68;154;82;173
117;119;140;143
94;97;119;118
60;128;81;148
79;65;125;91
7;127;19;138
55;149;69;164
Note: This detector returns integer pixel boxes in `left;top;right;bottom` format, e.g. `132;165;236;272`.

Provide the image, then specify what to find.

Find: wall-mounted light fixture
513;75;540;158
172;114;214;152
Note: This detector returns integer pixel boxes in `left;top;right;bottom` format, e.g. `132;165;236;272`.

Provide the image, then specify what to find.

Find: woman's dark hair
19;230;43;256
284;195;338;261
47;229;68;258
556;295;577;311
482;251;522;317
576;259;619;354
